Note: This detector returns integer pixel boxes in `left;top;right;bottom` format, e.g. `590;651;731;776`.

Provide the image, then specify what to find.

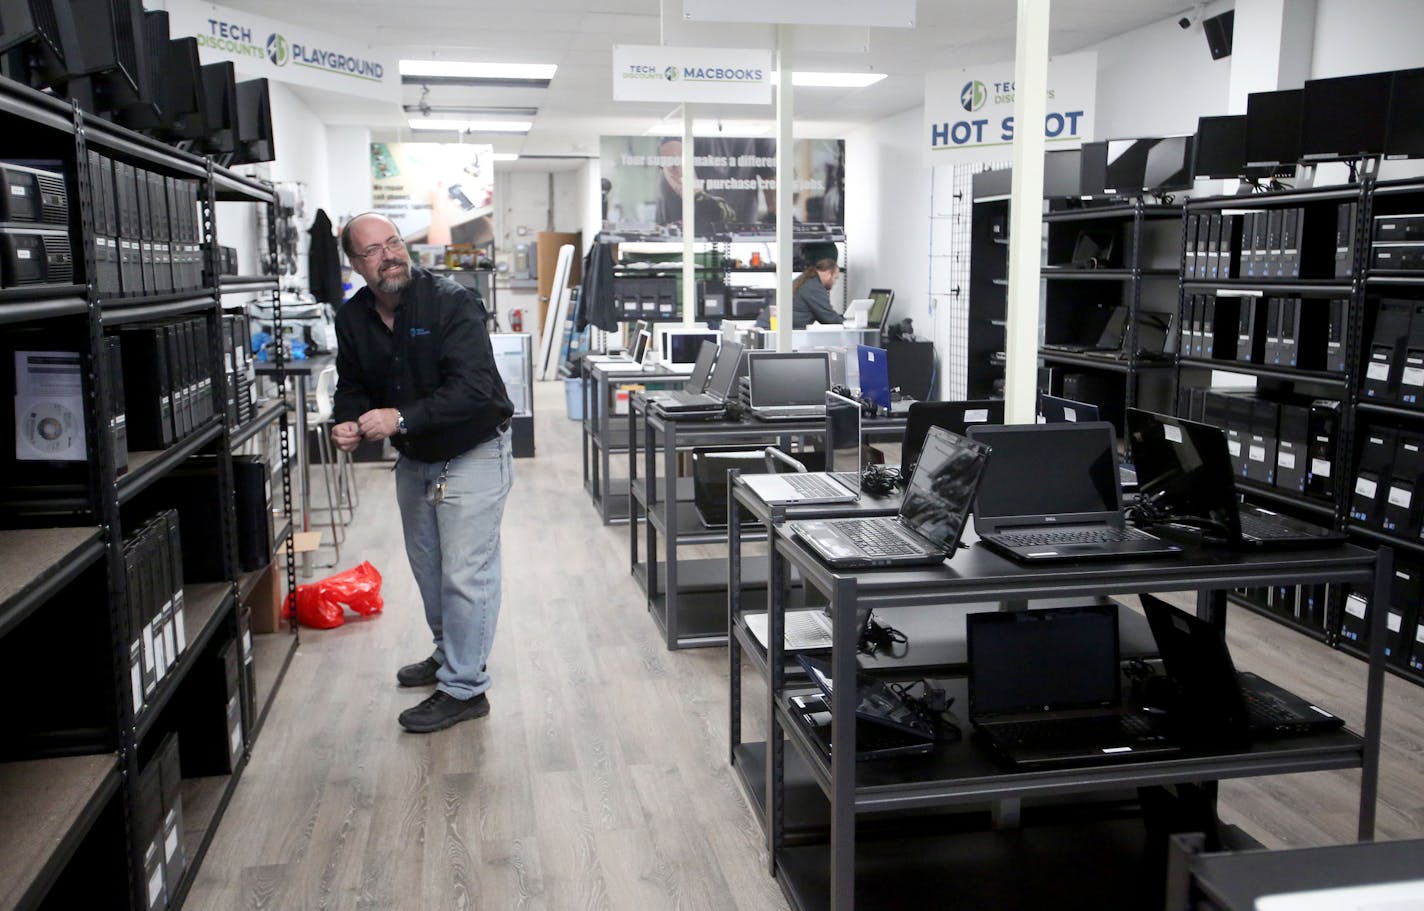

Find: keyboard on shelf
832;471;861;489
989;526;1154;548
1244;690;1302;725
784;474;845;498
839;519;919;555
1238;512;1311;540
991;713;1156;747
753;407;825;420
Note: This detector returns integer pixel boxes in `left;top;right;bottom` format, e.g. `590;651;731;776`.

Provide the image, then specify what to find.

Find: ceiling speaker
1204;10;1234;60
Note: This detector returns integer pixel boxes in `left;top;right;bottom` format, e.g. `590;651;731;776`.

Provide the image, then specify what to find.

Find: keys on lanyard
433;460;451;505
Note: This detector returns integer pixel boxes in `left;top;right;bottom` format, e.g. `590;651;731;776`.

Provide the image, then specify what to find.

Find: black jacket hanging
577;241;618;332
308;209;344;304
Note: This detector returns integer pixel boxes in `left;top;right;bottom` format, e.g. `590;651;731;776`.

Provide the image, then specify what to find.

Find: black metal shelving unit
0;75;298;911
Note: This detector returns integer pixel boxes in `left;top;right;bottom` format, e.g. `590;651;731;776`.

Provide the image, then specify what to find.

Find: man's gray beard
375;263;411;294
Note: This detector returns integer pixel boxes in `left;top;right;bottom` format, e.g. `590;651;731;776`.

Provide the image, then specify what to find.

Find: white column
1227;0;1317;112
682;105;697;327
1004;0;1050;424
775;27;795;353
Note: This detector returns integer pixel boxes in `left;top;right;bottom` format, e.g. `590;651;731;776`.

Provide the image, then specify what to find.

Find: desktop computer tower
232;454;273;572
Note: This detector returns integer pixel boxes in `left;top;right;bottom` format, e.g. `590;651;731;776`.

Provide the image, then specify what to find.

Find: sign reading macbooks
612;45;772;104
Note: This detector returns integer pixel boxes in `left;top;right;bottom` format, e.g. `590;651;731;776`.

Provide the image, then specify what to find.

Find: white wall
325;127;373;223
1087;1;1236;139
844;106;930;336
1312;0;1424;77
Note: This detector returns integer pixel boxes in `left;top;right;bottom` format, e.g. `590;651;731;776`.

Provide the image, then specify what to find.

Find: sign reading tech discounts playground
612;45;772;105
166;0;400;103
923;52;1097;163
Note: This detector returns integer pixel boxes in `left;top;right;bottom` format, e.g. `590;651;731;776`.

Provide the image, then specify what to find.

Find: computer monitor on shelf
231;78;275;165
1301;71;1391;161
1194;115;1248;179
1244;88;1303;169
1043;148;1082;198
200;61;239;157
1104;138;1155;195
60;0;146;119
110;8;167;130
158;38;208;142
1384;68;1424;160
1078;141;1108;196
659;328;719;366
0;0;76;88
1142;136;1195;193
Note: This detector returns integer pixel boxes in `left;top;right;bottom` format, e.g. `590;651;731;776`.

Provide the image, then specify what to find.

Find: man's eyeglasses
352;237;405;261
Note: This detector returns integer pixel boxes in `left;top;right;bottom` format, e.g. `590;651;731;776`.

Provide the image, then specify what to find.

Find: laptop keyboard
1244;689;1304;725
755;407;825;419
838;519;920;556
1237;511;1320;540
784;474;847;498
990;526;1155;548
991;713;1157;747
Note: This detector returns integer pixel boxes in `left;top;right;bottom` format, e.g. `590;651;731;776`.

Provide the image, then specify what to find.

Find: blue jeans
394;429;513;700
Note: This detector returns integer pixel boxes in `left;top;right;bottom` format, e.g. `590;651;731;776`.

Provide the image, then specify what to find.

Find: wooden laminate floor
188;382;1424;910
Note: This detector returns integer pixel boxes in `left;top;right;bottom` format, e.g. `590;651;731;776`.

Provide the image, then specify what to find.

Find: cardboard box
244;561;286;634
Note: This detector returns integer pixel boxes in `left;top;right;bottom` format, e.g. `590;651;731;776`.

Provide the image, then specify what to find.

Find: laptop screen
901;400;1004;476
967;605;1120;718
663;330;720;366
826;391;862;473
968;423;1121;527
858;344;890;410
686;340;718;392
898;425;990;549
704;339;744;398
1125;408;1241;539
748;352;829;407
1039;394;1100;424
630;329;652;365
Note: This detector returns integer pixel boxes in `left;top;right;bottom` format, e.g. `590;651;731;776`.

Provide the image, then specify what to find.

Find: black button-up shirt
332;267;513;462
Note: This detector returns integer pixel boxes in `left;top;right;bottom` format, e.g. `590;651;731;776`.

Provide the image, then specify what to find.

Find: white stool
307;364;350;565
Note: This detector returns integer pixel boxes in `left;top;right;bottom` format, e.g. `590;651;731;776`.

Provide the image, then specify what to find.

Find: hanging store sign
612;45;773;105
165;0;400;102
680;0;915;27
923;52;1097;162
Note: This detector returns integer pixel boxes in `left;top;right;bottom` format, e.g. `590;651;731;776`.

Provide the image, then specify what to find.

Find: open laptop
1039;394;1100;424
857;344;913;414
647;340;720;411
788;425;988;569
1126;408;1346;549
1046;306;1129;354
747;351;830;422
790;655;936;760
967;423;1182;562
966;604;1180;769
901;400;1005;478
740;392;862;505
1140;594;1344;747
652;340;745;419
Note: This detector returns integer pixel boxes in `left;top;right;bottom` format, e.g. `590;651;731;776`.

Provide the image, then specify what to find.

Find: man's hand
358;408;402;442
332;421;363;452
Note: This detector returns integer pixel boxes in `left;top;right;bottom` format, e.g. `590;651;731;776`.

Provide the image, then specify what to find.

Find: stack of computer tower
1341;561;1421;670
222;312;255;425
89;154;203;297
116;317;215;450
1361;299;1424;404
176;636;244;777
0;160;74;288
133;731;185;911
124;510;187;717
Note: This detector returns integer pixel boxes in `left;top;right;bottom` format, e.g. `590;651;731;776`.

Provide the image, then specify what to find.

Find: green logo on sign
960;80;987;112
266;33;289;67
664;66;679;81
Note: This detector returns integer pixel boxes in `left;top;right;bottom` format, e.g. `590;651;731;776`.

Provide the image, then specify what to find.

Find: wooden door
536;231;582;332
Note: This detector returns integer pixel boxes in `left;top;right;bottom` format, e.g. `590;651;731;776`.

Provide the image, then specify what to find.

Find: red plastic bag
282;561;384;628
322;561;384;616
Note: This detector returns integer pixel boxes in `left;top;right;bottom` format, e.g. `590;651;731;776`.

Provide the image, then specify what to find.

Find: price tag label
1312;458;1332;478
1228;439;1242;457
965;409;989;422
1346;595;1368;619
1402;366;1424;388
1367;361;1390;381
1388;612;1403;633
1356;477;1378;499
1389;486;1412;508
1278;451;1297;469
1249;444;1266;462
1165;425;1183;444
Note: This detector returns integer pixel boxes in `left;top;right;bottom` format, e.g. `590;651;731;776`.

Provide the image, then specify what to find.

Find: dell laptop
747;351;831;422
1126;408;1346;549
966;604;1181;769
648;340;722;411
789;425;989;569
791;654;936;760
967;423;1182;562
1047;306;1129;353
740;392;862;506
901;399;1005;478
653;340;746;420
1141;594;1344;746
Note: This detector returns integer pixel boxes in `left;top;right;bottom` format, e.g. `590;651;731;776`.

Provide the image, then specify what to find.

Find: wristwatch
395;409;408;435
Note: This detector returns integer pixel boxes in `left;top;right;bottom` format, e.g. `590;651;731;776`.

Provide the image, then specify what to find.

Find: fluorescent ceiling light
399;60;557;80
492;153;520;162
408;118;533;133
402;104;539;118
770;71;887;88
